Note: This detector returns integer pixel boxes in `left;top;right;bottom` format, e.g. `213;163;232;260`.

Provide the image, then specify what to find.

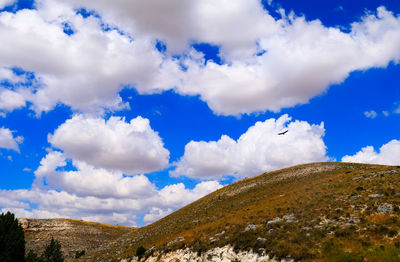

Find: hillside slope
22;218;133;261
83;162;400;260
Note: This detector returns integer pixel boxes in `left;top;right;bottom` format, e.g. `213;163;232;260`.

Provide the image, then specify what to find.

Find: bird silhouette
278;130;288;135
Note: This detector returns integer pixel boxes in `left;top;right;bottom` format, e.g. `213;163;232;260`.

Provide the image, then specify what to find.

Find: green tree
41;238;64;262
0;211;26;262
26;250;43;262
135;245;146;259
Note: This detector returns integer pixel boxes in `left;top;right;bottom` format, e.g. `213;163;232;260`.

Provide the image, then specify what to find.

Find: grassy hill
22;218;133;261
81;162;400;261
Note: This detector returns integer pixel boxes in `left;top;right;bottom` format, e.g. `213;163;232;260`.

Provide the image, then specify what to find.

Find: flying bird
278;130;288;135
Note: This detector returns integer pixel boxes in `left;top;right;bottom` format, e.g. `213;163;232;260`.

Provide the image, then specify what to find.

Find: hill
21;218;133;261
80;162;400;261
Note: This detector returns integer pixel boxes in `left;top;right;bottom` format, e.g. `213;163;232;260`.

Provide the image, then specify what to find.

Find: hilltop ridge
22;218;133;260
82;162;400;261
24;162;400;261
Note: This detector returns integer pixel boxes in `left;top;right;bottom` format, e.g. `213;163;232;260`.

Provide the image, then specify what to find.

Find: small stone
369;194;383;198
349;195;361;200
215;230;225;237
245;224;257;231
267;217;282;225
257;237;266;243
377;203;393;213
267;229;276;234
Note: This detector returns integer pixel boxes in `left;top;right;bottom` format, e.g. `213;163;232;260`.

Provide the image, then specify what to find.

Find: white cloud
61;0;277;58
158;181;222;208
172;115;328;180
0;127;22;152
0;3;182;114
175;7;400;115
364;110;378;118
0;2;399;116
49;115;170;174
0;178;222;226
0;0;15;9
0;68;28;112
342;139;400;165
143;207;172;223
0;88;26;112
382;110;389;117
34;151;157;199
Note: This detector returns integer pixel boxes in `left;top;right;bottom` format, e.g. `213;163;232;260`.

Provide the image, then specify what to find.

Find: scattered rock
256;237;266;243
244;224;258;231
267;229;276;234
283;213;298;223
377;203;393;213
349;195;361;200
209;236;219;243
167;236;185;246
369;194;383;198
214;230;225;237
267;217;282;225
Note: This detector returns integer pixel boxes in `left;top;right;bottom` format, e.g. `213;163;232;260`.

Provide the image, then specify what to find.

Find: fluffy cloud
61;0;278;58
0;0;15;9
0;127;22;152
0;178;222;226
364;110;378;118
34;151;157;199
0;2;182;114
342;140;400;165
143;207;173;223
158;181;222;208
176;7;400;115
49;115;170;174
0;2;399;116
172;115;328;179
0;88;26;112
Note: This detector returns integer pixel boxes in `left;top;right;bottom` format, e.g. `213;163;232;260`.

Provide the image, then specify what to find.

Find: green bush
74;250;85;259
26;250;43;262
41;238;64;262
0;211;26;262
135;246;146;259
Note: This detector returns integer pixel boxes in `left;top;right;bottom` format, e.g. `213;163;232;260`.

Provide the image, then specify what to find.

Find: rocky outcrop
121;245;294;262
22;218;133;262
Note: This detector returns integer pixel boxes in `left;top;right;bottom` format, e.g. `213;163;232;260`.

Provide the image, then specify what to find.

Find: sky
0;0;399;226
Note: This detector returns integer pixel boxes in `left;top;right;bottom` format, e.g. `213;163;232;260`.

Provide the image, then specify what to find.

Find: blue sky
0;0;399;226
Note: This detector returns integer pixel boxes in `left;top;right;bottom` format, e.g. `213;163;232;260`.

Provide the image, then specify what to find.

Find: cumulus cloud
0;127;22;152
172;115;328;179
158;181;222;208
0;88;26;112
0;1;182;114
0;0;15;9
0;177;222;226
143;207;173;223
61;0;277;58
49;115;170;174
364;110;378;118
0;2;399;116
176;7;400;115
34;151;157;199
342;140;400;165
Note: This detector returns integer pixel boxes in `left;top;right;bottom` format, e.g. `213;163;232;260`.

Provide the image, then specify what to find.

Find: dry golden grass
78;162;400;261
24;218;133;261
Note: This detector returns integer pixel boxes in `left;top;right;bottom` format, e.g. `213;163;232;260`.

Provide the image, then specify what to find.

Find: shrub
135;246;146;259
74;250;85;259
26;250;43;262
41;238;64;262
0;211;25;262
